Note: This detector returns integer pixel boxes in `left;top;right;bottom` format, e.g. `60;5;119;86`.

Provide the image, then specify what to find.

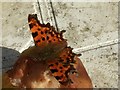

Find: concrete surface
2;2;35;69
1;1;119;88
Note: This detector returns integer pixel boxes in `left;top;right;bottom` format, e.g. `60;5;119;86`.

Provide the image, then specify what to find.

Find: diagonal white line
73;39;119;54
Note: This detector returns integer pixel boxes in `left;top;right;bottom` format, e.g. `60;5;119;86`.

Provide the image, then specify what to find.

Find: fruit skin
2;53;92;89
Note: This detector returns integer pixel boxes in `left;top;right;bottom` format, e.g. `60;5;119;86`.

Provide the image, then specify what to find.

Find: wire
37;0;44;24
49;0;59;32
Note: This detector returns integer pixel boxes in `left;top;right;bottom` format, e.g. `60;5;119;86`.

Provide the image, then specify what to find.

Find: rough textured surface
80;44;118;88
2;2;34;50
2;2;35;68
52;2;118;48
1;1;118;88
49;2;118;88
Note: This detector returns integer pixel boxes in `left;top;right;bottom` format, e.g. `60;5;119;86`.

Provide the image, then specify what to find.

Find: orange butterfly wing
28;14;80;85
28;14;66;47
48;47;78;84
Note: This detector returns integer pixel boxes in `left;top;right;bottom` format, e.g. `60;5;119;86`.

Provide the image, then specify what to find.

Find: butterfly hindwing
48;47;78;84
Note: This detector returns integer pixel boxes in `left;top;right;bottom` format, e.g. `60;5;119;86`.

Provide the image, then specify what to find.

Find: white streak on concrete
73;39;119;53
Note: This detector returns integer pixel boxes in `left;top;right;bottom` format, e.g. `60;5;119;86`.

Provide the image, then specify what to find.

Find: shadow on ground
1;47;20;72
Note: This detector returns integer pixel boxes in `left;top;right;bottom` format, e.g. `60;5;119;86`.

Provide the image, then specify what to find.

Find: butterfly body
21;40;66;61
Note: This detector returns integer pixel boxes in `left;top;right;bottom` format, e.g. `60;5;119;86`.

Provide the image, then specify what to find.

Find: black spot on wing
29;24;34;29
66;58;70;63
49;40;51;43
49;64;54;67
35;40;40;43
32;32;38;38
38;28;41;31
55;76;63;80
46;36;49;40
45;30;48;34
59;66;63;69
41;37;45;41
46;23;50;27
41;31;44;34
50;69;58;73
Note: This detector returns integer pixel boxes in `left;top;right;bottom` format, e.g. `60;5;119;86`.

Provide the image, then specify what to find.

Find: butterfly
28;14;81;85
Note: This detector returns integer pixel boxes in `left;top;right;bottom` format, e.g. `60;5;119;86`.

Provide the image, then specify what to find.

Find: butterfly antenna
37;0;44;24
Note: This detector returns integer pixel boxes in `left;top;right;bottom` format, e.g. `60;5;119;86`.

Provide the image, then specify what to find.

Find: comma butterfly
28;14;81;85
